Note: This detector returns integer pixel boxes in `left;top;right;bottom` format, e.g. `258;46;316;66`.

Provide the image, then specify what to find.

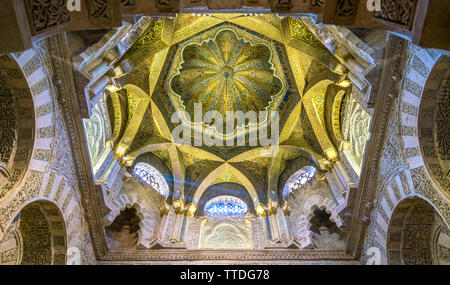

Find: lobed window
204;195;248;217
134;162;169;198
284;166;316;196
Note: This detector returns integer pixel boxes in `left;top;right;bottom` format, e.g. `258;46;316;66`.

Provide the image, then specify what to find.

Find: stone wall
0;43;97;264
361;44;449;265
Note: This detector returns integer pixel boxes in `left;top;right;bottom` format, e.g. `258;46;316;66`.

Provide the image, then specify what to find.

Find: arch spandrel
191;162;260;208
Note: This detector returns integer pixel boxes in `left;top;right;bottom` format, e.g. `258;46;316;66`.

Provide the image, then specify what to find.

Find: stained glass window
284;166;316;196
133;162;169;197
204;196;248;217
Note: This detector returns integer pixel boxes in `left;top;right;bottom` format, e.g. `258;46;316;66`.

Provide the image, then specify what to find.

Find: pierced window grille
284;166;316;196
134;162;169;197
204;195;248;217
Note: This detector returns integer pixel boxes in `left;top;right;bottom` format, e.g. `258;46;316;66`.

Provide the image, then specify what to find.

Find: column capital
159;201;171;216
255;203;268;217
268;199;279;215
281;201;293;216
183;203;196;218
172;198;185;214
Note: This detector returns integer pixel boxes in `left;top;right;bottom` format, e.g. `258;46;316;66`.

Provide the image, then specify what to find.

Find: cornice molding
46;33;109;258
101;249;354;262
346;34;409;258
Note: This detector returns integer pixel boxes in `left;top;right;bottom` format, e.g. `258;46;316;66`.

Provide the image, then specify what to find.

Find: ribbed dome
170;29;283;120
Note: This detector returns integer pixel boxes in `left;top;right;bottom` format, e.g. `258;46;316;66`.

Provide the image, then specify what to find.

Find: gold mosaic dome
170;29;283;119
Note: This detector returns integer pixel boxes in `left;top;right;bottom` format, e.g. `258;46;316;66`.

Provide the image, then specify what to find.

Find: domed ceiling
169;28;285;125
85;14;353;205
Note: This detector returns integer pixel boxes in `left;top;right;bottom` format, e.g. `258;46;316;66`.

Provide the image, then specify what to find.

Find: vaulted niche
418;56;450;200
197;183;254;249
386;197;450;265
105;207;141;251
169;28;284;129
309;206;345;250
198;187;253;250
0;201;67;265
0;55;35;201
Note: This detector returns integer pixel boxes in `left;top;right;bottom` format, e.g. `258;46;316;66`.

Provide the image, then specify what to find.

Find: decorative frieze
410;55;429;78
401;101;418;116
410;166;450;222
399;171;411;196
404;78;422;97
33;149;52;161
374;0;417;29
401;125;417;137
30;79;50;97
404;147;419;158
35;102;54;117
427;49;440;60
25;0;70;35
37;127;54;138
22;55;42;77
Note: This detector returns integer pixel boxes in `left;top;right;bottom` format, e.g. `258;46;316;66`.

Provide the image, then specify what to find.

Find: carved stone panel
25;0;70;36
374;0;418;29
323;0;361;26
67;0;122;30
200;217;252;249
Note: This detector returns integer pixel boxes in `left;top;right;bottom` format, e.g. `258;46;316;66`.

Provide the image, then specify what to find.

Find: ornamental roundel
169;28;284;127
